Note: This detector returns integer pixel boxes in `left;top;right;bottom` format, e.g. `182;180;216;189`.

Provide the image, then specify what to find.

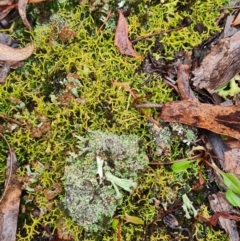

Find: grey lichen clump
62;130;149;232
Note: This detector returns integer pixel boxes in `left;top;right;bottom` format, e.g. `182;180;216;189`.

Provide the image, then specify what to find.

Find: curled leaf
18;0;32;30
0;42;34;62
114;10;143;60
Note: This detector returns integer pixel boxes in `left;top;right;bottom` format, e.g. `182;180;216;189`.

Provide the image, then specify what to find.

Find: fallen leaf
0;148;22;241
0;62;10;83
0;0;46;27
0;42;34;62
158;100;240;140
0;0;14;4
231;12;240;27
224;15;238;38
114;10;143;60
18;0;32;29
209;211;240;226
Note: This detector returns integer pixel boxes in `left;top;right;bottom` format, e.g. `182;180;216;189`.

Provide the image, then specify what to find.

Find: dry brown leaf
159;100;240;140
18;0;32;30
223;149;240;178
208;192;239;241
114;10;143;60
0;0;14;4
0;150;21;241
0;42;34;62
0;5;13;21
231;12;240;27
0;62;10;83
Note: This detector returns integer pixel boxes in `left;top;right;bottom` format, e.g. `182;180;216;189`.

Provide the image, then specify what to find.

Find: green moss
0;0;231;240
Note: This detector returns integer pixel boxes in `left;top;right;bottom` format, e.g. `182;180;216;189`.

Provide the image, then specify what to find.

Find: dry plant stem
220;6;240;10
117;219;121;241
0;113;23;126
132;26;185;43
0;133;13;203
134;103;163;108
149;154;202;165
204;159;224;175
163;77;179;93
98;9;112;33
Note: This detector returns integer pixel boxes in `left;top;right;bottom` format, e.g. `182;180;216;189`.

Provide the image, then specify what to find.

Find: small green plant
171;158;240;208
215;74;240;99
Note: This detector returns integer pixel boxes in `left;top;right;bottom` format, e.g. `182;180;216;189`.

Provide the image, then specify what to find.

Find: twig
149;154;202;165
220;5;240;10
132;26;184;43
0;113;23;126
98;10;112;33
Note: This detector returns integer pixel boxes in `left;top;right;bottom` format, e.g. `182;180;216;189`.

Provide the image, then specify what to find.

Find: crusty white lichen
62;130;149;232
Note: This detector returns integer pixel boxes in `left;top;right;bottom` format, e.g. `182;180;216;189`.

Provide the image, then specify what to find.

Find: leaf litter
1;1;240;241
133;9;240;240
114;9;143;60
0;135;21;241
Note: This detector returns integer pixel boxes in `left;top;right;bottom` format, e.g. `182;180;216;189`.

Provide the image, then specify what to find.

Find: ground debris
114;9;143;60
192;28;240;93
159;100;240;140
208;192;239;241
0;150;21;241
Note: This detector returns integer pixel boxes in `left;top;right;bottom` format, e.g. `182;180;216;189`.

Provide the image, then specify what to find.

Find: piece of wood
159;100;240;140
192;30;240;93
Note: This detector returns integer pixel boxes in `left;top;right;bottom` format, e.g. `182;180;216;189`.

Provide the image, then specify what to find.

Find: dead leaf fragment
231;12;240;27
208;192;239;241
159;100;240;140
0;42;34;62
223;149;240;179
0;62;10;83
0;149;22;241
18;0;32;30
0;0;14;5
114;10;143;60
